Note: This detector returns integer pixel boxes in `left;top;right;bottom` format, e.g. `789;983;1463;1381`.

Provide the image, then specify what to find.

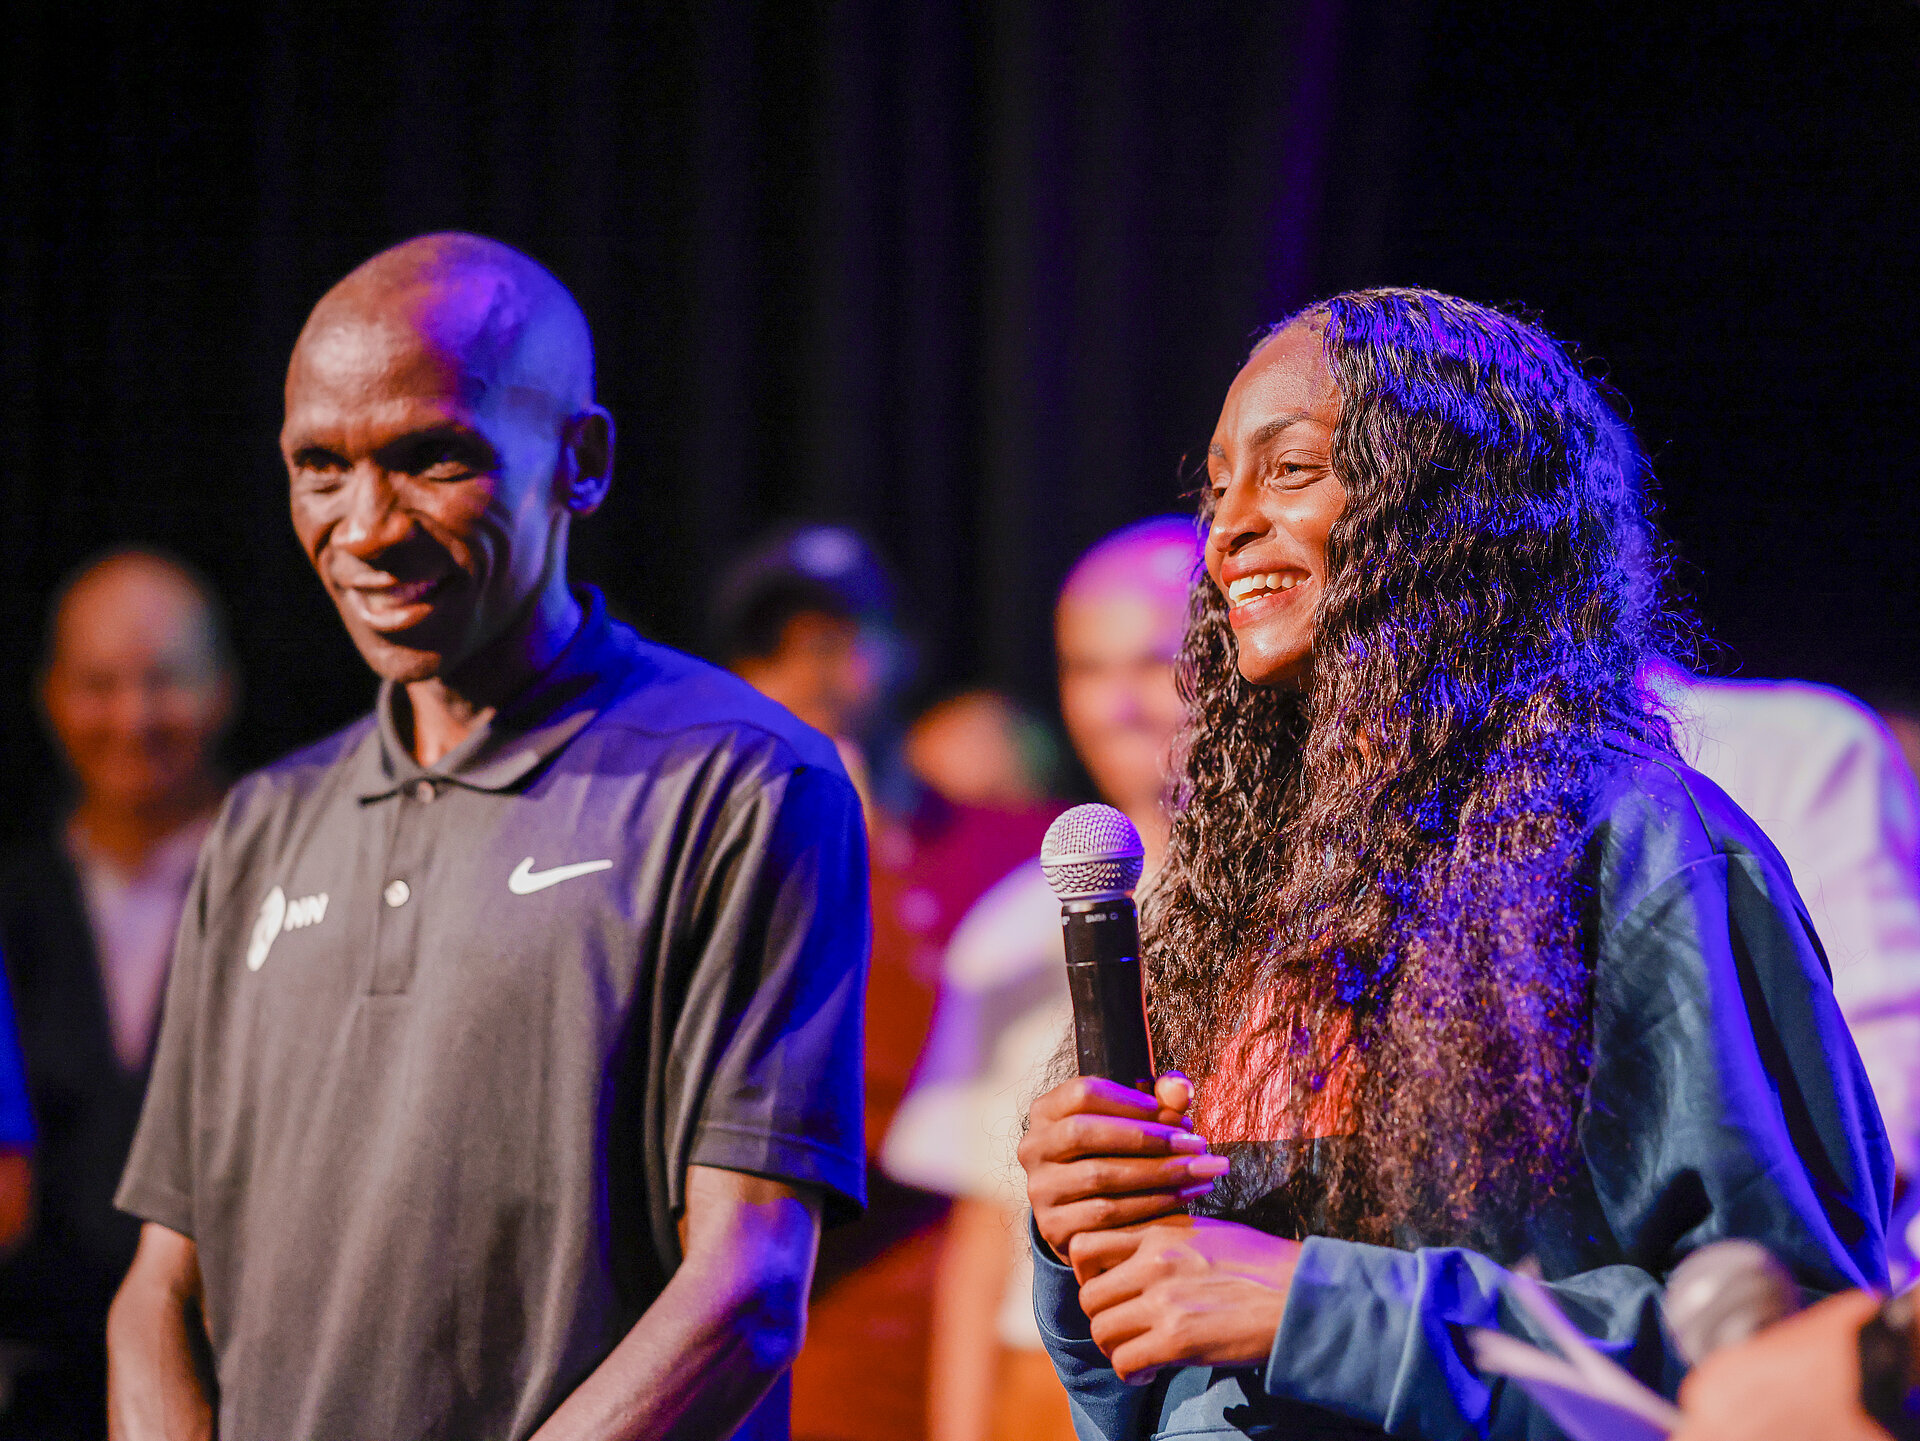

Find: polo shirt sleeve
675;760;869;1222
115;842;213;1238
0;959;31;1151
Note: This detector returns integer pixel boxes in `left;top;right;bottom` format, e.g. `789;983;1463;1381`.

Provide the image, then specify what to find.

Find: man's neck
402;580;583;769
73;782;220;874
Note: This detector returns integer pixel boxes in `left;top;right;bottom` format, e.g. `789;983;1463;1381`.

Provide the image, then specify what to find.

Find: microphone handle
1062;897;1156;1093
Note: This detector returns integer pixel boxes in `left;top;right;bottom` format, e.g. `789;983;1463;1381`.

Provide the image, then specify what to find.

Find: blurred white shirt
883;860;1070;1349
1652;665;1920;1198
67;816;209;1072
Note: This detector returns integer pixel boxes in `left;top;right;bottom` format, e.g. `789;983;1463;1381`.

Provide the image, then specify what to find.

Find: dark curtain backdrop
1370;3;1920;700
4;1;1917;840
0;0;1421;830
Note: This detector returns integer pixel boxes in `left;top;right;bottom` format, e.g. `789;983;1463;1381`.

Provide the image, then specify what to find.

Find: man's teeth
360;578;440;603
1226;573;1302;605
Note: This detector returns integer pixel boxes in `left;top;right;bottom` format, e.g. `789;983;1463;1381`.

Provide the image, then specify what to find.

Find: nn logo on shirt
246;885;329;971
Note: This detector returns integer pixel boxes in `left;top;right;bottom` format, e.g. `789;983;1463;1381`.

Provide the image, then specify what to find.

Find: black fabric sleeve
113;838;214;1238
672;762;870;1224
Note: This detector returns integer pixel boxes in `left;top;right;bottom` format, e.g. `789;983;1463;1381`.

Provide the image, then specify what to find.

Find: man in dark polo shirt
107;233;869;1441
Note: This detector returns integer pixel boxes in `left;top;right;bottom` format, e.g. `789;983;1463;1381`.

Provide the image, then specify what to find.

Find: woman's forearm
1263;1234;1680;1439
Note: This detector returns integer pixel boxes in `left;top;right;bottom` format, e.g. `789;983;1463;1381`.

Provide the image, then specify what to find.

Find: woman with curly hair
1017;289;1892;1439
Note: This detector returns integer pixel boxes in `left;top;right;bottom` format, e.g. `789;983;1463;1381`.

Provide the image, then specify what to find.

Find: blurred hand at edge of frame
1672;1289;1890;1441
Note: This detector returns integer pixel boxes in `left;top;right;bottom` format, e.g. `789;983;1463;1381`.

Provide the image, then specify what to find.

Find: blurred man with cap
712;522;902;808
715;524;1059;1441
0;548;234;1439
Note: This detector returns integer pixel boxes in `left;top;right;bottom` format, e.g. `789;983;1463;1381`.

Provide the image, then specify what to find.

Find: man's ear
557;407;615;516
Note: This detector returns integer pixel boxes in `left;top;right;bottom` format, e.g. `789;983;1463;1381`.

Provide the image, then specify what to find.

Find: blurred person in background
884;516;1200;1441
717;524;1058;1441
1875;696;1920;787
1603;400;1920;1286
0;978;32;1423
1648;663;1920;1283
0;979;33;1253
0;549;235;1439
905;690;1061;813
1877;681;1920;1271
1876;699;1920;801
715;523;903;809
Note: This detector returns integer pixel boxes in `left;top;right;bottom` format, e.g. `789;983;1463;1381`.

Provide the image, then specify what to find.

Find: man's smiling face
280;283;578;686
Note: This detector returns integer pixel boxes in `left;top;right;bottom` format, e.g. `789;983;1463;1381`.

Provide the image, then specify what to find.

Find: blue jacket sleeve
1032;1221;1163;1441
0;961;31;1150
1261;851;1893;1439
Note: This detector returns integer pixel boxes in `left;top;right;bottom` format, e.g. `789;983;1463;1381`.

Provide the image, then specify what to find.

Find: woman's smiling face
1204;322;1347;689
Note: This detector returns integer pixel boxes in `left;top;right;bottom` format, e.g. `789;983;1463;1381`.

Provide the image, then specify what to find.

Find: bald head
281;235;614;695
291;232;594;414
50;551;226;671
1054;517;1200;821
1059;516;1202;609
43;549;234;819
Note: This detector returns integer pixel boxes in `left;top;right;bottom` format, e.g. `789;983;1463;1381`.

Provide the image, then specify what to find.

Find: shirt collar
351;587;630;802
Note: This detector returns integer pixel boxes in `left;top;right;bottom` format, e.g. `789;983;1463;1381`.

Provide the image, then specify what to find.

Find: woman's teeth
1226;572;1302;605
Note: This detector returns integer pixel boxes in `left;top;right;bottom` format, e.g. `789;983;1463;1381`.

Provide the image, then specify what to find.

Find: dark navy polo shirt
117;590;870;1441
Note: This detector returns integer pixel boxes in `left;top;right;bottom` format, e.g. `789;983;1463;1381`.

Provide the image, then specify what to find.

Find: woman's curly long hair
1145;288;1685;1246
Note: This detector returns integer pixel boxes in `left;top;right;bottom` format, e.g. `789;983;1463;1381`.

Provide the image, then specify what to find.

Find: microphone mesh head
1661;1239;1799;1366
1041;804;1145;900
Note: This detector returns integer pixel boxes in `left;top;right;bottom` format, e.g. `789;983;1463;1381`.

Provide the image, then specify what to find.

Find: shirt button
412;780;436;803
383;880;411;908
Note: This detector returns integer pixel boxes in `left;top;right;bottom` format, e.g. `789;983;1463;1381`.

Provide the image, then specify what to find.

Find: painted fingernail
1167;1131;1208;1154
1187;1154;1231;1178
1177;1181;1215;1200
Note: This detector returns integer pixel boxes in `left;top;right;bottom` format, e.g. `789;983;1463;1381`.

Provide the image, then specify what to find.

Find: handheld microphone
1040;804;1155;1092
1661;1239;1801;1366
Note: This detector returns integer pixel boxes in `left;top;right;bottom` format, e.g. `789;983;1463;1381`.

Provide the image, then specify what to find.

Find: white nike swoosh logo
508;856;614;895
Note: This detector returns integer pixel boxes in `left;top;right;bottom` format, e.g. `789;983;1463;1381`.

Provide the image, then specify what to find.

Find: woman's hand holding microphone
1019;1072;1303;1385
